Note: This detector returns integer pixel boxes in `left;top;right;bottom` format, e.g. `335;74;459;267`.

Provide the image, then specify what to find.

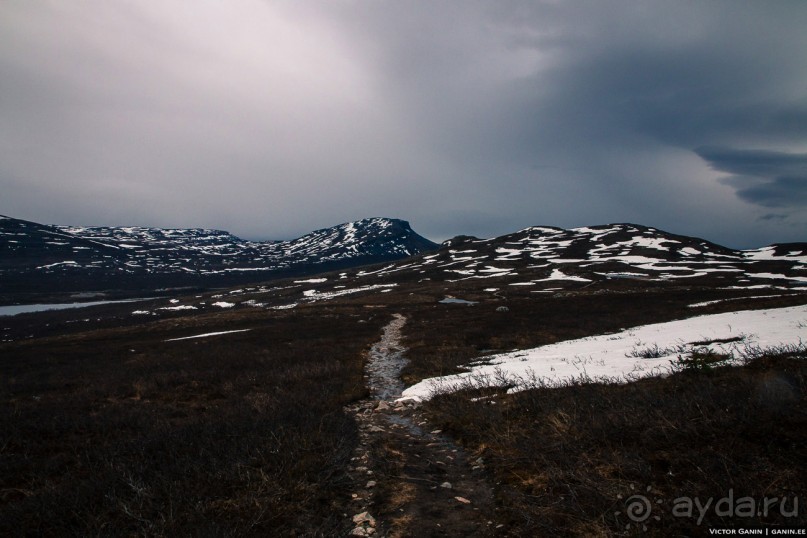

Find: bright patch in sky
1;2;806;247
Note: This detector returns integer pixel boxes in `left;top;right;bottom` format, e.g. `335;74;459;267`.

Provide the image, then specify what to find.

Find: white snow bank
688;294;792;308
269;303;297;310
400;305;807;402
302;284;396;301
165;329;251;342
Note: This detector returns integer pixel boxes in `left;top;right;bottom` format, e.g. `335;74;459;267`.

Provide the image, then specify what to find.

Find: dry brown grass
0;306;389;536
425;352;807;536
2;276;806;535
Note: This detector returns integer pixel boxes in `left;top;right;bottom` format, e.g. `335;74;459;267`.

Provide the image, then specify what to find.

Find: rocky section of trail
345;315;500;537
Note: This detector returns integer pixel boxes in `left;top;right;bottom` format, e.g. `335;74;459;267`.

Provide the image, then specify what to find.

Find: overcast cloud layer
2;1;806;248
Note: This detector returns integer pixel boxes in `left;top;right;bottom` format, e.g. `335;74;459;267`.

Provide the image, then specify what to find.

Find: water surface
0;298;150;317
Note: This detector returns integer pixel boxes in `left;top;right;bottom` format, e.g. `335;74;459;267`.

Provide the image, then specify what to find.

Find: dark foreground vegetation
426;350;807;536
0;306;386;536
1;280;805;536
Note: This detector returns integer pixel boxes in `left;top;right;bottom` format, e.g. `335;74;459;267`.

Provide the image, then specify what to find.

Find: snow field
400;305;807;402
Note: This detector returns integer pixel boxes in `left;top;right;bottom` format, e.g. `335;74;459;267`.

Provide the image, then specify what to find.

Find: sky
1;1;806;248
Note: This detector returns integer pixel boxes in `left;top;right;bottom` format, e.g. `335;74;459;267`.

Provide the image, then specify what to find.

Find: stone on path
352;511;376;527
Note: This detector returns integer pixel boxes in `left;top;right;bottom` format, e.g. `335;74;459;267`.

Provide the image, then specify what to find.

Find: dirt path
345;314;499;537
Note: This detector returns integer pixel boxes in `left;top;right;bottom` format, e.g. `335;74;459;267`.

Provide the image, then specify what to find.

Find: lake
0;298;151;317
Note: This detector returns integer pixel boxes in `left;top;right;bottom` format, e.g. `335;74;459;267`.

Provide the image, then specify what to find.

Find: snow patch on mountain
373;223;807;291
0;216;438;293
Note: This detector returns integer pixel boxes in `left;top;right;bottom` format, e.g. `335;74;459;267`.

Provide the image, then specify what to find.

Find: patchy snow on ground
165;329;252;342
269;303;297;310
35;261;78;270
302;284;397;301
439;297;478;305
688;294;795;308
211;301;236;308
400;305;807;402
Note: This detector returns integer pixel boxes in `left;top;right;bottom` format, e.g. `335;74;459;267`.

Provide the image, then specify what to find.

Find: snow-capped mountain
0;215;438;297
102;223;804;323
344;223;807;291
3;215;805;306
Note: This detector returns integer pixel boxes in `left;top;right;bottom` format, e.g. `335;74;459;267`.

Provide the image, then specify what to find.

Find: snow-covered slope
2;216;805;301
357;223;807;290
401;304;807;401
165;223;804;318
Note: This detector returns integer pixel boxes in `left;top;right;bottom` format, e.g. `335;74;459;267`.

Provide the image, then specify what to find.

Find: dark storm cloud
736;176;807;207
1;1;806;248
695;147;807;179
696;146;807;207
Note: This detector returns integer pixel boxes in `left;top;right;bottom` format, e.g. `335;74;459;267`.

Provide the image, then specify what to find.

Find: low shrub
0;307;386;536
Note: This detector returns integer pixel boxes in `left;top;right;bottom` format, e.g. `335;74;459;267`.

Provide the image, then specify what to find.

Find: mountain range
0;215;437;301
1;215;805;305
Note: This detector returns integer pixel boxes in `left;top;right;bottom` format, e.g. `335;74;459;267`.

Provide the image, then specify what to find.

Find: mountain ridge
0;215;438;301
355;221;807;294
2;214;805;304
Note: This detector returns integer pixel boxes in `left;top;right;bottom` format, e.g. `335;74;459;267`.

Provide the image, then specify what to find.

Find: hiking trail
345;314;500;537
